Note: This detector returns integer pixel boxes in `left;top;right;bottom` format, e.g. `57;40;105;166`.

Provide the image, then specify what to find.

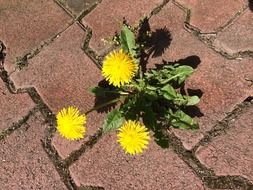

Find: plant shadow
249;0;253;11
137;18;172;73
92;79;119;113
0;41;6;67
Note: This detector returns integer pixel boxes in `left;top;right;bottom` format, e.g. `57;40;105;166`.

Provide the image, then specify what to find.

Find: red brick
196;104;253;182
0;112;67;189
214;9;253;55
10;23;106;158
81;0;163;54
0;0;72;73
176;0;246;32
69;133;207;190
0;80;35;131
148;2;253;149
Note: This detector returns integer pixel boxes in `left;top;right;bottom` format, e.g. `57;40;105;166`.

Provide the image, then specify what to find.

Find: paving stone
81;0;163;54
147;2;253;149
176;0;246;33
9;23;106;159
196;104;253;182
0;0;72;73
0;112;68;190
69;133;207;190
0;80;35;131
213;9;253;55
57;0;100;16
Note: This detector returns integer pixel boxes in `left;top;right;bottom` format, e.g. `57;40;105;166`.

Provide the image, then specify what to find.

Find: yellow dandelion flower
102;49;138;87
117;120;150;155
56;106;86;140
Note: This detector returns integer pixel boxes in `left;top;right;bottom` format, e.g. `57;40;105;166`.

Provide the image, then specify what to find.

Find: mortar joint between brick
215;4;249;33
192;98;253;153
54;0;75;19
149;0;171;17
166;129;253;189
12;21;75;72
63;128;103;167
0;106;39;141
75;0;102;21
42;135;78;190
79;24;103;69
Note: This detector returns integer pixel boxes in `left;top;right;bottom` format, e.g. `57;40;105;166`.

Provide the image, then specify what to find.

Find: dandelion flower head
102;49;138;87
117;120;150;155
56;106;86;140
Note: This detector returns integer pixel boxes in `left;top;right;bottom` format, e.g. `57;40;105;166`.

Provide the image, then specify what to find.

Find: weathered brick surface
196;104;253;182
176;0;246;32
0;112;68;190
70;134;207;190
81;0;163;54
148;2;253;149
214;9;253;55
10;23;105;158
0;0;72;73
0;80;34;131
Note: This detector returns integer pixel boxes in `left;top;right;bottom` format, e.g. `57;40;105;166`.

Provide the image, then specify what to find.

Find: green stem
85;98;121;115
139;64;143;79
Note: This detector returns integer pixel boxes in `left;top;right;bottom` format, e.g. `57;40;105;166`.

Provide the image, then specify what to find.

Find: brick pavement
0;0;252;189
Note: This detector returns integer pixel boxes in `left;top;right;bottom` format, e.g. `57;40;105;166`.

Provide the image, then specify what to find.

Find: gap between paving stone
55;0;102;20
10;21;76;74
213;9;253;58
0;107;37;140
1;63;78;189
166;98;253;189
0;111;69;190
174;0;247;33
192;97;253;151
173;0;253;60
1;31;80;190
0;0;73;74
195;99;253;187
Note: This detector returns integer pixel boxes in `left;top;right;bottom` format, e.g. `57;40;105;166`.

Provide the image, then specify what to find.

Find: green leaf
160;84;177;100
119;25;137;57
143;108;157;131
171;65;193;85
89;87;107;97
89;86;120;97
146;85;157;91
160;65;193;85
185;95;200;106
102;109;125;133
170;110;198;129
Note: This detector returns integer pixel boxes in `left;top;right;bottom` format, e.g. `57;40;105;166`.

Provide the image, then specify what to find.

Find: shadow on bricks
155;56;204;119
92;79;119;113
249;0;253;11
0;41;6;67
137;18;172;73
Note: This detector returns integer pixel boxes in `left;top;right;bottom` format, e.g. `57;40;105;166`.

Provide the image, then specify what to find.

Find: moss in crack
192;98;253;151
42;133;78;190
0;107;38;140
63;128;103;166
